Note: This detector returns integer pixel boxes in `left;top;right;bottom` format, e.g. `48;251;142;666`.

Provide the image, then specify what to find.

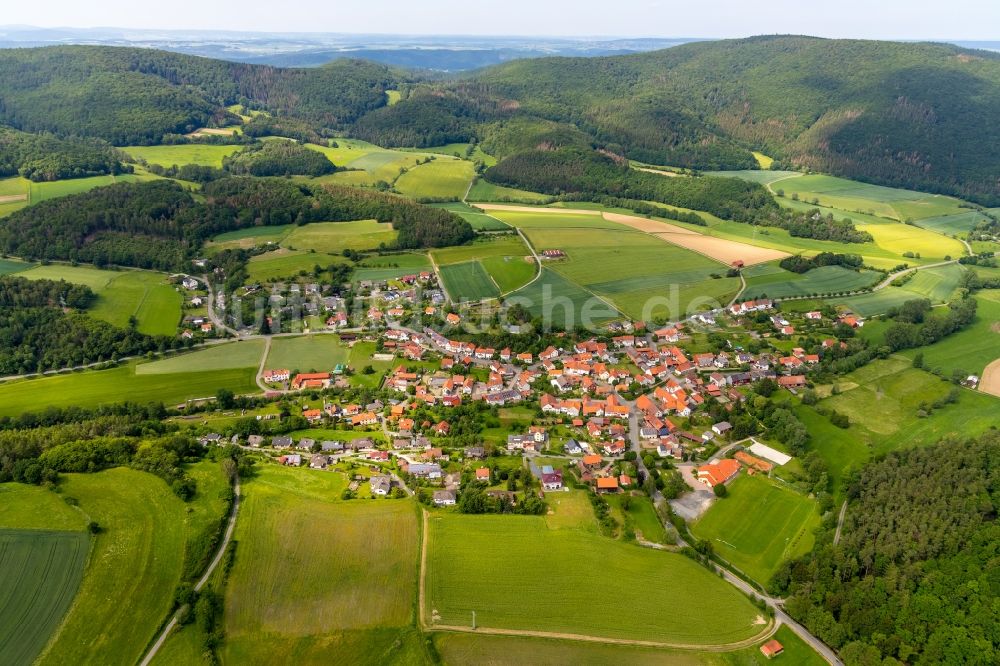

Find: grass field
896;290;1000;377
481;254;537;293
19;265;183;335
775;174;967;221
223;465;419;663
821;357;1000;454
742;263;881;299
0;362;258;416
38;469;187;665
0;258;33;275
434;624;823;666
467;179;552;203
692;475;820;585
246;249;347;282
707;170;802;185
353;252;433;282
915;210;991;236
833;264;967;316
265;334;349;372
431;235;529;266
395;159;475;200
124;144;240;168
0;530;90;666
206;224;292;251
136;340;264;375
282;220;398;253
425;513;763;644
439;261;501;301
434;202;511;231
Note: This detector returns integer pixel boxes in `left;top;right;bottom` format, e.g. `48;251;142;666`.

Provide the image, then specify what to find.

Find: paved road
139;476;242;666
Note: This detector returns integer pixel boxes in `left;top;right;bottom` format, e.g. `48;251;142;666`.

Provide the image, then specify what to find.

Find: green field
895;290;1000;377
264;334;349;372
223;465;419;663
516;222;738;319
0;258;33;275
434;202;511;231
136;340;264;375
833;264;967;316
0;362;258;416
19;265;183;335
246;249;347;282
742;262;881;299
36;469;186;664
206;224;292;251
124;144;240;167
30;173;159;203
775;174;967;221
467;179;552;203
0;530;90;666
509;268;618;328
480;254;537;293
353;252;433;282
706;170;802;186
282;220;398;253
395;159;475;200
431;235;528;265
821;357;1000;453
692;475;820;585
425;513;763;644
439;261;501;301
915;210;991;236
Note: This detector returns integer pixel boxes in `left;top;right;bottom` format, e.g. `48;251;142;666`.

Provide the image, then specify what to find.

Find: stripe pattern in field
0;529;90;666
439;261;500;301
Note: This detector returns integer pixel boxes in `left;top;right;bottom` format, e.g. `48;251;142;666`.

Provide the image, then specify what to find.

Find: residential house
697;459;740;487
433;490;457;506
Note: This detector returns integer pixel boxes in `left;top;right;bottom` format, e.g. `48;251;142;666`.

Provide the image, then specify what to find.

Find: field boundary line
426;619;777;652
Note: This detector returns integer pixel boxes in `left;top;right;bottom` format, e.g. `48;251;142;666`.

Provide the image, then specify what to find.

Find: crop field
0;530;90;666
29;173;158;203
305;139;383;166
223;465;418;663
692;475;820;585
431;235;529;266
395;159;476;200
467;179;552;203
520;225;739;318
353;252;432;282
19;265;182;335
425;513;763;644
742;263;881;299
509;268;619;328
246;249;346;282
482;206;621;230
856;221;965;261
0;362;258;416
124;144;240;167
821;357;1000;454
38;469;187;665
434;202;511;231
706;170;802;186
403;142;497;167
915;210;991;236
265;334;349;371
0;258;32;275
897;290;1000;377
439;261;501;301
480;254;537;293
136;340;264;375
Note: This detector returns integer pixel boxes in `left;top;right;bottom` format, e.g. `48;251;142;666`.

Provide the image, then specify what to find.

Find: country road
139;475;242;666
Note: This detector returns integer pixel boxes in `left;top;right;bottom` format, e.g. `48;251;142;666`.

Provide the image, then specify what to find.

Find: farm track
139;475;242;666
834;501;848;546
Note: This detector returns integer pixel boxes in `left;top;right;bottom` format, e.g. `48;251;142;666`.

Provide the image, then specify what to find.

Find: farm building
760;640;784;658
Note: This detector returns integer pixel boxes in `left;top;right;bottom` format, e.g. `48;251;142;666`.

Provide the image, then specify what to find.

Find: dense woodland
221;140;336;177
0;178;472;270
0;126;127;181
775;435;999;664
0;276;168;374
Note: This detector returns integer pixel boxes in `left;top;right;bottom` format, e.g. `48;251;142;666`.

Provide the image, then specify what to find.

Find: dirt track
979;358;1000;398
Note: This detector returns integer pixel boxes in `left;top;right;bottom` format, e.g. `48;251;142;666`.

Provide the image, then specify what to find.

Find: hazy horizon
2;0;999;40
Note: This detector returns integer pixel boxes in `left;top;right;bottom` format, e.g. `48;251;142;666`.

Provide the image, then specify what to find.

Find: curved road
139;475;242;666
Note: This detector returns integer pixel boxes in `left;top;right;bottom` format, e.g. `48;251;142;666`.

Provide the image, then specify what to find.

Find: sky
3;0;999;40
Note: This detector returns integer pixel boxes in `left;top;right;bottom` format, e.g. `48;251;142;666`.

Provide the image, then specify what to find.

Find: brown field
636;167;684;177
185;127;237;137
477;205;788;266
980;358;1000;398
0;194;27;204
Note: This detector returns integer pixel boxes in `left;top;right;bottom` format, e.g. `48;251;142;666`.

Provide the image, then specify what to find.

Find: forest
0;276;168;374
774;434;999;664
221;140;336;177
0;177;473;270
0;126;127;181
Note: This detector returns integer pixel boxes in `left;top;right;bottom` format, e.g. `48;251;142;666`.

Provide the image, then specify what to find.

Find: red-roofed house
697;459;740;487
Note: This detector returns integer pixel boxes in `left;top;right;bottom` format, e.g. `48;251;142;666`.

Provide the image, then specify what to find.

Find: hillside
0;46;398;144
453;36;1000;203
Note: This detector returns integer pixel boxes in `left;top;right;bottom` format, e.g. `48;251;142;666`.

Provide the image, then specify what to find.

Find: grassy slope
425;512;762;644
395;159;476;200
222;465;420;663
135;340;264;375
123;144;240;167
264;334;349;372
